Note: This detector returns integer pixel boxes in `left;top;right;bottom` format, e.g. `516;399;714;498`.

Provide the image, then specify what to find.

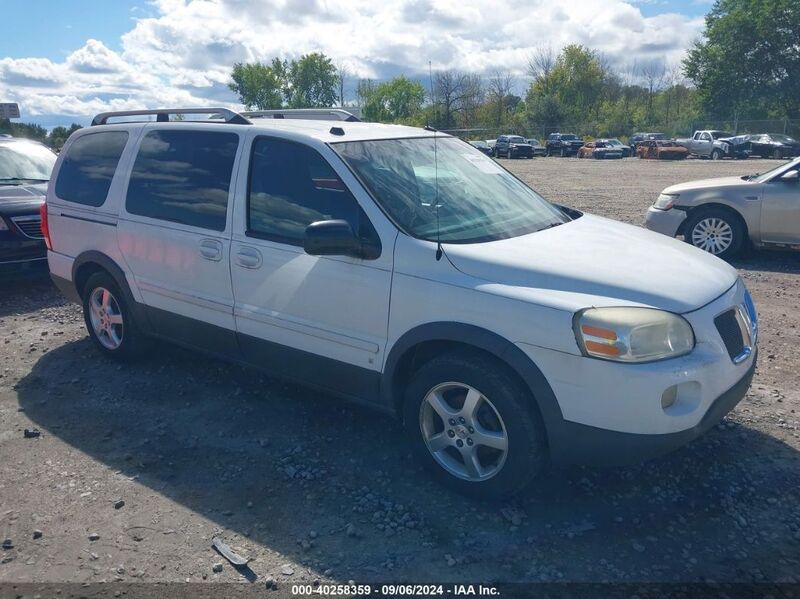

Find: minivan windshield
333;137;568;243
0;141;56;184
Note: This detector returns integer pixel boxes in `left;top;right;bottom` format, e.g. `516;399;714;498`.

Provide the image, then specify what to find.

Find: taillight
40;203;52;250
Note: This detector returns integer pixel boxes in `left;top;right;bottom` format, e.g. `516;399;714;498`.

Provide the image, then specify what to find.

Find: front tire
773;148;783;160
684;208;745;259
710;149;723;160
403;351;547;500
82;272;149;359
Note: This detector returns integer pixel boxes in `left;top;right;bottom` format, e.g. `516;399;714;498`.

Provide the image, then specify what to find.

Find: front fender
381;322;565;442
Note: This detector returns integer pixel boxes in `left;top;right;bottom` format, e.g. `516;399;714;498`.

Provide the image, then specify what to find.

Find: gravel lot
1;157;798;589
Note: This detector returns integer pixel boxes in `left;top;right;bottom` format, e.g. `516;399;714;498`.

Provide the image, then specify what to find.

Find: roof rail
91;107;251;126
242;109;361;122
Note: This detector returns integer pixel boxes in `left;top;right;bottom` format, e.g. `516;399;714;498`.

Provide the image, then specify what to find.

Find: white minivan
44;108;758;499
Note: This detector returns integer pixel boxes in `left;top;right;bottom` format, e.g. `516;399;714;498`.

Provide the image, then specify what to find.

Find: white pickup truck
675;130;751;160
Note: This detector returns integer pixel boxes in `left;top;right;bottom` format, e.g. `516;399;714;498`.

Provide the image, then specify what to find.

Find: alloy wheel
691;217;734;255
419;382;508;482
88;287;124;350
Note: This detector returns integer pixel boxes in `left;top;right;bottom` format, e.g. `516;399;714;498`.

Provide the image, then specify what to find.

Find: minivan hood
443;213;737;313
664;176;749;194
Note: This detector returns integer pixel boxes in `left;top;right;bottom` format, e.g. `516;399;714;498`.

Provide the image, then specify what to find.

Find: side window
700;133;712;142
55;131;128;206
247;137;367;245
126;130;238;231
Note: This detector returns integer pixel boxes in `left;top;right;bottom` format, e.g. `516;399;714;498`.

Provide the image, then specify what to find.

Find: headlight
654;193;679;210
574;307;695;363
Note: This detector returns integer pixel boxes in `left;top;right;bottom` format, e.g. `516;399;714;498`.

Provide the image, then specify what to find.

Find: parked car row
475;131;799;161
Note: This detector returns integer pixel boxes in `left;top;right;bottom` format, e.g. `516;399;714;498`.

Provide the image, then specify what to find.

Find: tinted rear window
126;130;238;231
55;132;128;206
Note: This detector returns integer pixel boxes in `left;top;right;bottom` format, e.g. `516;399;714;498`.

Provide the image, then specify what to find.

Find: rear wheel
82;272;149;359
684;208;745;259
403;351;547;500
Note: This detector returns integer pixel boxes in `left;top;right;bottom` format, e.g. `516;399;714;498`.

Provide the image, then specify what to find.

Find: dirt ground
1;157;798;590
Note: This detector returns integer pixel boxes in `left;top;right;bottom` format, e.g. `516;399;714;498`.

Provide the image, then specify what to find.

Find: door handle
199;239;223;261
235;247;262;269
744;196;759;201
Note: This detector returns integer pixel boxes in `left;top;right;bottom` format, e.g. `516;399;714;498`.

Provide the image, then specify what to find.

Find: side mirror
304;219;380;260
780;170;799;183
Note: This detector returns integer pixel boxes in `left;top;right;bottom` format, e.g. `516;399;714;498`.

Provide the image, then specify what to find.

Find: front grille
11;216;43;239
715;309;745;360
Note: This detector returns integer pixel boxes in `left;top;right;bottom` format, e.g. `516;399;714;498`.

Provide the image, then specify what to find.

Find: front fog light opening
660;381;701;415
661;386;677;409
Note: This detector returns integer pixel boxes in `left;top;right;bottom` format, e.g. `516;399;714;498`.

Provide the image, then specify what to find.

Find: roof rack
91;108;251;126
242;109;361;122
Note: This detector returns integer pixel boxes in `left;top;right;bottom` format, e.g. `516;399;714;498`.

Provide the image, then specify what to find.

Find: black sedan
0;137;56;275
746;134;800;159
468;140;494;156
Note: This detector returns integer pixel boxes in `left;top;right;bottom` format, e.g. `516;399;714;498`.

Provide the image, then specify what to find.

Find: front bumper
645;206;686;237
727;148;751;159
0;256;48;275
546;355;755;465
510;147;533;157
516;280;756;465
0;229;47;275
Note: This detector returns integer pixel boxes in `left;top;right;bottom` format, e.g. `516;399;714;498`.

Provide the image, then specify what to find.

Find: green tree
287;53;339;108
362;76;426;123
228;60;285;110
0;118;47;141
684;0;800;119
525;45;604;129
47;123;82;150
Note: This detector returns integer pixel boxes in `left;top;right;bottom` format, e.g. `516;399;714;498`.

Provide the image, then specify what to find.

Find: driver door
760;167;800;245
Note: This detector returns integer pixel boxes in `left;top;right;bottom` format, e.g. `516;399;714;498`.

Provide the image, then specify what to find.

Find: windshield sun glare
333;137;568;243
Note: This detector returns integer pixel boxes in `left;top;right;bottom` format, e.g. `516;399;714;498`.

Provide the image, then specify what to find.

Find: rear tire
403;351;547;500
82;272;150;360
684;208;745;259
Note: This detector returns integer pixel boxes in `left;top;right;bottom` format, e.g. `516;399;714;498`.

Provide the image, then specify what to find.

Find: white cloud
1;0;704;123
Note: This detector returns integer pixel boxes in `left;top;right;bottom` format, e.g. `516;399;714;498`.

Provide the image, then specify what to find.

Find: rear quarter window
55;131;129;207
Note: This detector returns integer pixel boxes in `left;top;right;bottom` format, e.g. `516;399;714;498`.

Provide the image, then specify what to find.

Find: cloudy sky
0;0;710;128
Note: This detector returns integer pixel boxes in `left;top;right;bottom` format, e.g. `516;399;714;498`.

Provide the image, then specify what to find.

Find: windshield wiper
538;221;565;232
0;177;49;185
